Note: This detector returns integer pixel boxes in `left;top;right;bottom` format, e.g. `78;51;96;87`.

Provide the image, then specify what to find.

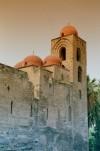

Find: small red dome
43;55;62;66
23;55;43;67
15;61;24;68
60;25;78;37
15;54;43;68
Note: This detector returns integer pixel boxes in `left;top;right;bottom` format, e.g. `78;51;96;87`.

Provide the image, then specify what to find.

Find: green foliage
94;119;100;151
87;76;100;151
89;127;95;151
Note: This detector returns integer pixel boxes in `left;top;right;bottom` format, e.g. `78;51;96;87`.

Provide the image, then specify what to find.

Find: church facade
0;25;88;151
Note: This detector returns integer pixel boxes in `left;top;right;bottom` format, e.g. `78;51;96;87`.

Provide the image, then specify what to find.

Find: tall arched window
59;47;66;60
68;106;72;121
77;48;81;61
30;104;32;117
78;66;82;82
47;108;48;119
11;101;13;114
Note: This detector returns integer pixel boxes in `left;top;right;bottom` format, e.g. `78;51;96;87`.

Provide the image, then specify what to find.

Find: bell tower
51;25;87;101
51;25;86;83
51;25;88;149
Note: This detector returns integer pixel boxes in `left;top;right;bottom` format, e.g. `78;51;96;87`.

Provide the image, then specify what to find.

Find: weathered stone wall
0;64;74;151
0;64;34;150
20;65;88;151
44;65;70;84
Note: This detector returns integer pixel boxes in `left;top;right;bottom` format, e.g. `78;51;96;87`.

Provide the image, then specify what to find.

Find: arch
78;66;82;82
52;38;71;55
59;47;66;60
77;48;81;61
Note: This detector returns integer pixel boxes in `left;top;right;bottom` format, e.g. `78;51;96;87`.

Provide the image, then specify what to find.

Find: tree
87;76;98;127
87;76;100;151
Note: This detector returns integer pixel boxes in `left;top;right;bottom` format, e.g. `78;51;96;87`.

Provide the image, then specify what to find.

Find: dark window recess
68;106;72;121
62;64;65;68
7;86;10;91
60;47;66;60
30;104;33;117
11;101;13;114
61;74;64;80
49;83;52;88
67;94;70;105
49;78;53;88
79;90;82;99
78;66;82;82
61;33;64;37
47;108;48;119
77;48;81;61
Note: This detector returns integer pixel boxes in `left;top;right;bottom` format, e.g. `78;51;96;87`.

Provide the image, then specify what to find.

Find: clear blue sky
0;0;100;79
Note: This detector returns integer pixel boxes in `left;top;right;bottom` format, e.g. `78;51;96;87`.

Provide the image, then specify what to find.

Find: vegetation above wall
87;76;100;151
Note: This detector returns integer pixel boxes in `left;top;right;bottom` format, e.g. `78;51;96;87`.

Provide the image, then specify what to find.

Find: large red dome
43;55;62;66
23;55;43;67
60;25;78;37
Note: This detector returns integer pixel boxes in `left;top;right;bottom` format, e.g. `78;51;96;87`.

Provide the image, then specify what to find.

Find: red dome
43;55;62;66
15;55;43;68
23;55;43;67
60;25;78;37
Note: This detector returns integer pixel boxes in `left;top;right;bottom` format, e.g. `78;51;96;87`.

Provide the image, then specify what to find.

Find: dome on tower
60;25;78;37
43;55;62;66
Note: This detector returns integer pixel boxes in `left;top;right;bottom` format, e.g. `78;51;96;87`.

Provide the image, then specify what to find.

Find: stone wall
0;63;88;151
0;64;34;150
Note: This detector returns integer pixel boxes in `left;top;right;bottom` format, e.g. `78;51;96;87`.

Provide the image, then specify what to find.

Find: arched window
78;66;82;82
77;48;81;61
30;104;32;117
7;85;10;91
68;106;72;121
59;47;66;61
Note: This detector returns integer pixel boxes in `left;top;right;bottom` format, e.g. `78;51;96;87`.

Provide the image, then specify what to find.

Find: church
0;25;88;151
